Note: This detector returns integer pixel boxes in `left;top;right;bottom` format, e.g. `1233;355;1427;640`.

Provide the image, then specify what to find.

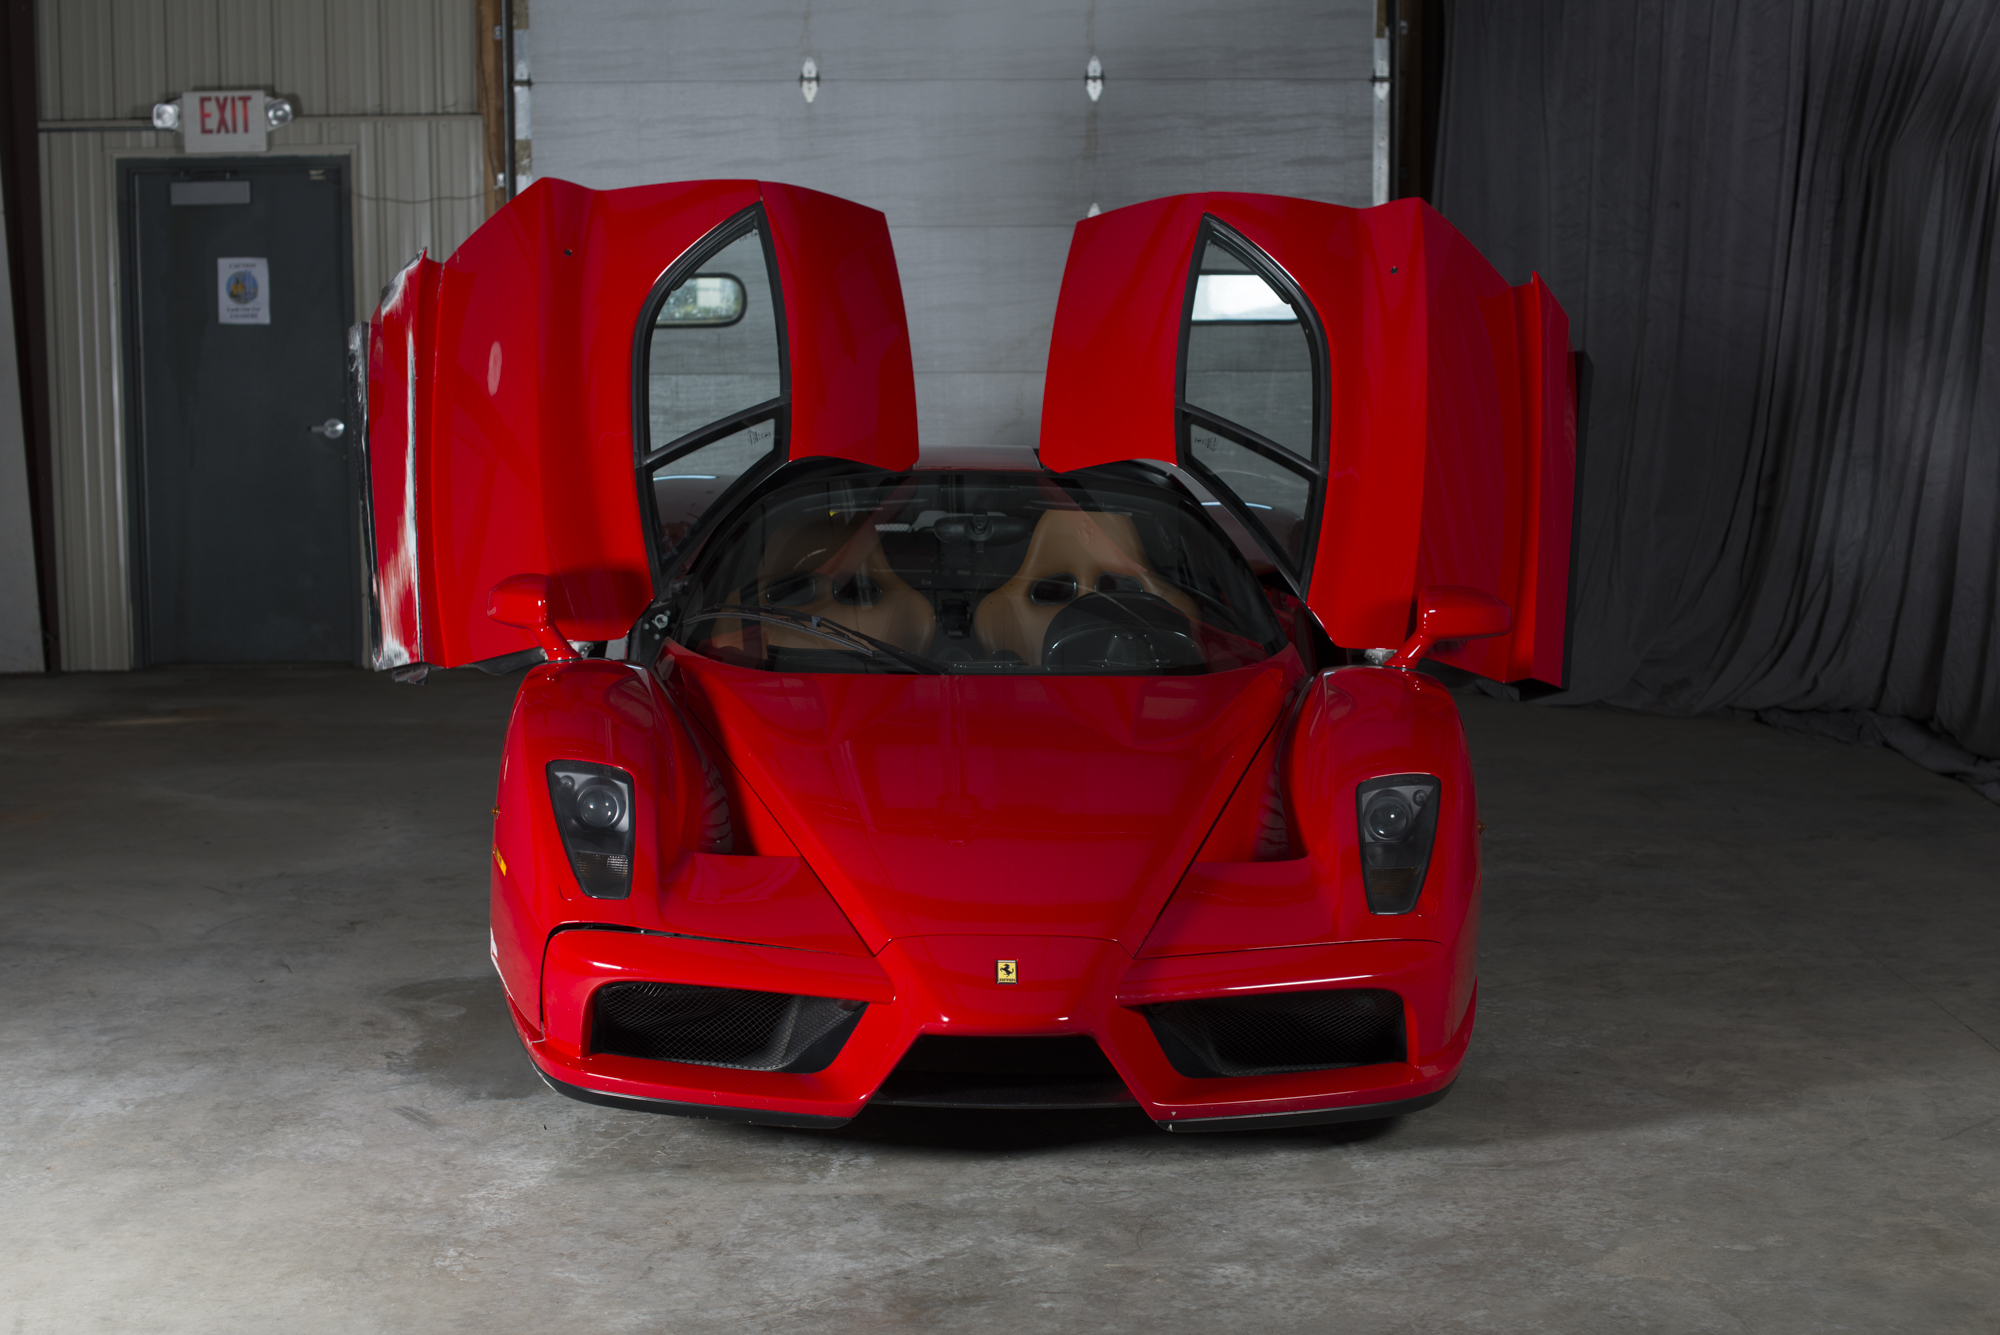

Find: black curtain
1432;0;2000;801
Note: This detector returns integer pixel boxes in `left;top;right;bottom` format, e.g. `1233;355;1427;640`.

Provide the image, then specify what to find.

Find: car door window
1184;244;1315;459
1187;423;1313;568
649;419;780;552
646;227;780;446
1177;226;1326;585
642;218;786;556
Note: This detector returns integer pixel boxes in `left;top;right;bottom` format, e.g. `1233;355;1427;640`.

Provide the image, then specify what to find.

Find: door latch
309;418;347;439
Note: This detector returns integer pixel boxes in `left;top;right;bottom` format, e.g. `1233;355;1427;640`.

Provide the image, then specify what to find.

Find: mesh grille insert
591;981;864;1074
1143;988;1405;1078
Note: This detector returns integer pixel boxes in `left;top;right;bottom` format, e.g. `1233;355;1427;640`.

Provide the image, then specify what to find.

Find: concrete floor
1;665;1995;1334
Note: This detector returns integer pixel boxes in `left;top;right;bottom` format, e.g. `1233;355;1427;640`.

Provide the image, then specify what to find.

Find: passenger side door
1037;193;1576;687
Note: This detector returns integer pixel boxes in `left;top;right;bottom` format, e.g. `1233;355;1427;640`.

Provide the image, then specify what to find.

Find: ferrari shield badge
996;960;1018;985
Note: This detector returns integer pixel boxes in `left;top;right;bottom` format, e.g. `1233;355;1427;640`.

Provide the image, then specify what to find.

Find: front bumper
514;929;1474;1130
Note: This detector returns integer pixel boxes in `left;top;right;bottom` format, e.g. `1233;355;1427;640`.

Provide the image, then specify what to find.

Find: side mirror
488;574;580;663
1387;586;1512;669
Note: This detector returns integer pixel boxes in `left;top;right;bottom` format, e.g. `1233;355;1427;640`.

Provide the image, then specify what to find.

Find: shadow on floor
817;1104;1403;1152
384;976;544;1100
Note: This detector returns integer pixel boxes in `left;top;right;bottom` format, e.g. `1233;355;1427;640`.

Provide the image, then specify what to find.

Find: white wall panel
542;76;1372;228
532;0;1370;84
891;225;1076;372
530;0;1375;455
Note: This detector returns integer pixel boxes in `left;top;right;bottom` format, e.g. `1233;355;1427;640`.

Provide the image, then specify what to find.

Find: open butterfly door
1038;194;1575;687
360;179;919;671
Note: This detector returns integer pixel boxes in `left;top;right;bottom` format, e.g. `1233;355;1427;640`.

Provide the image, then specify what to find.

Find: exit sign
183;91;267;153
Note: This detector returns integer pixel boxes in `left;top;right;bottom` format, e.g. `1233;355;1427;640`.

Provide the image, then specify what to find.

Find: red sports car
357;180;1576;1132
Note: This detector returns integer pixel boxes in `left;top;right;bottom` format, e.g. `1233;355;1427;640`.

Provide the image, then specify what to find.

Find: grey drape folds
1432;1;2000;797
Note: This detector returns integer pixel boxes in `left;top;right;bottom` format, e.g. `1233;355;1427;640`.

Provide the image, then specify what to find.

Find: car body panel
1038;193;1574;686
524;919;1467;1127
654;640;1304;951
489;652;1483;1127
361;181;1574;1132
365;178;918;669
1142;666;1478;956
535;928;901;1119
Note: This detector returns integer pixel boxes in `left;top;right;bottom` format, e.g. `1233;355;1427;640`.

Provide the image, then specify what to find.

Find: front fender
490;661;698;1024
1139;667;1479;972
489;660;867;1033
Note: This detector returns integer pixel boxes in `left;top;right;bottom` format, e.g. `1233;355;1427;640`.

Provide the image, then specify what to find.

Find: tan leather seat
974;510;1197;665
754;514;935;654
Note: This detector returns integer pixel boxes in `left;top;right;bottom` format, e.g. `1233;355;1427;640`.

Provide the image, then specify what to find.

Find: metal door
124;159;355;663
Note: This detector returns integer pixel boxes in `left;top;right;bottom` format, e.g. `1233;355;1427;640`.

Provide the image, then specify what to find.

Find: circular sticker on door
225;269;258;304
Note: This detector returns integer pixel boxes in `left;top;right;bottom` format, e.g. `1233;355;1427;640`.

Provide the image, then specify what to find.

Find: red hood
664;648;1302;951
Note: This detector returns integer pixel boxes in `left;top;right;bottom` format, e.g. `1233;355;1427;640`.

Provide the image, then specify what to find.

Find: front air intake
590;982;864;1074
873;1035;1137;1109
1142;988;1405;1078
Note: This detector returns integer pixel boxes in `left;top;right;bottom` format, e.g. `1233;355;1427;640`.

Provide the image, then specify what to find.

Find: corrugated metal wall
37;0;486;669
0;189;48;672
37;0;478;121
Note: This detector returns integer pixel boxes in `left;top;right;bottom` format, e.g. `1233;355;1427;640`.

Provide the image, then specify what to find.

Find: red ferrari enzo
357;180;1576;1132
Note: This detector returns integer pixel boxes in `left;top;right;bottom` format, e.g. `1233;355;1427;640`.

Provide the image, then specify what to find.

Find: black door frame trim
1172;215;1331;597
630;203;792;597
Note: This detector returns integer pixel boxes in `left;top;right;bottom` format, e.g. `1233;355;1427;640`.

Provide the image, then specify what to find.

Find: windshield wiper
679;605;944;675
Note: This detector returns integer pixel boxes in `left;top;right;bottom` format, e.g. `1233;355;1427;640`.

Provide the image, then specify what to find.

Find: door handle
309;418;347;439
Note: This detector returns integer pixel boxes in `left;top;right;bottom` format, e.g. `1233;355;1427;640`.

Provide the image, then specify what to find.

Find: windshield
665;466;1286;675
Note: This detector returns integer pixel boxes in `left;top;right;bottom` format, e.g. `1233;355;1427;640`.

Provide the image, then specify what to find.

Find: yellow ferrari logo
996;959;1018;984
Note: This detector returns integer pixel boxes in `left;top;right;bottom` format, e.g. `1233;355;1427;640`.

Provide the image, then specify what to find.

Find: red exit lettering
197;94;256;136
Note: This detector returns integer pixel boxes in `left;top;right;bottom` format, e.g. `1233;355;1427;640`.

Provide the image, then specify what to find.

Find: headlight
1355;773;1439;914
547;761;635;898
575;779;626;829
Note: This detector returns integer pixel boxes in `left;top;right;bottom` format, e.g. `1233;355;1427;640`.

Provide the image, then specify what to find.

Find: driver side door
362;179;919;671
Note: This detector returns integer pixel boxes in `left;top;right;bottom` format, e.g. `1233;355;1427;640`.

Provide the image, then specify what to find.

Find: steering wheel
1041;593;1206;671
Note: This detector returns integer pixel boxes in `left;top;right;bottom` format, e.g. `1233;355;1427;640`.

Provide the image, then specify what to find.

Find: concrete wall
36;0;487;669
528;0;1376;457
